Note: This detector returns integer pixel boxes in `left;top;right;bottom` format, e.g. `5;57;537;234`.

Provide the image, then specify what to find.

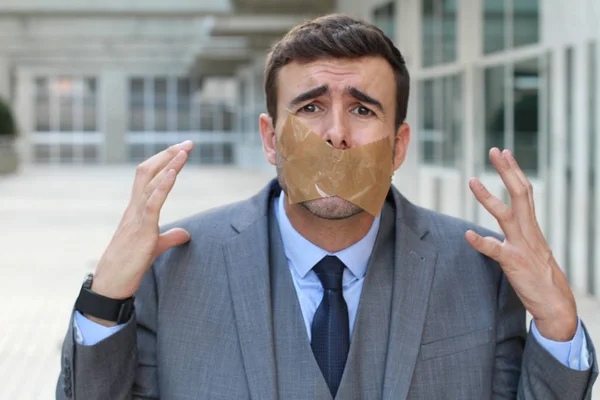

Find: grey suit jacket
57;180;598;399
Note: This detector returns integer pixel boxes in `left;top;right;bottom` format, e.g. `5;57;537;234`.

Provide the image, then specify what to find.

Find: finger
143;169;177;225
141;150;189;204
154;228;191;257
489;148;531;224
132;140;194;199
465;230;507;264
469;177;525;243
504;149;538;224
503;150;550;253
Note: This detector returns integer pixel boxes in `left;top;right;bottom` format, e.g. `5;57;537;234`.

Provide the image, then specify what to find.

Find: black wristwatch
74;273;135;324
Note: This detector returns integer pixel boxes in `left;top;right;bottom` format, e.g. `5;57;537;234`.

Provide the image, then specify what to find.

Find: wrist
534;314;578;342
91;273;137;300
83;313;118;327
75;273;135;325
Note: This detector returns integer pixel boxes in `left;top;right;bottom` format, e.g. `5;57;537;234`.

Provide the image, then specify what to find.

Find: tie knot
313;256;345;291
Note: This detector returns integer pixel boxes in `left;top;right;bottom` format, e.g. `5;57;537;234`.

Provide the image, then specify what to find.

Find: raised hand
91;141;195;308
466;148;577;342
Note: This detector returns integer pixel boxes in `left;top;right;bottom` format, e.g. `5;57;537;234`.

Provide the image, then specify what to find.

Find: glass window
32;75;100;164
513;58;539;173
34;144;52;162
484;0;539;54
484;66;506;168
177;78;191;131
34;76;97;133
514;0;540;48
223;106;234;132
484;60;541;174
223;143;234;164
57;77;74;131
154;78;168;131
441;75;462;165
420;74;462;166
421;80;436;163
35;78;50;131
129;144;146;162
82;144;99;164
422;0;458;67
129;78;145;131
484;0;505;54
82;78;97;132
126;75;236;164
191;80;202;131
59;144;75;162
239;79;247;134
199;105;214;131
373;2;396;40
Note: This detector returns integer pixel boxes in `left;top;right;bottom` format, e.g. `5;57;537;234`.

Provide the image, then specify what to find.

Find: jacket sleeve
55;265;160;400
491;273;598;399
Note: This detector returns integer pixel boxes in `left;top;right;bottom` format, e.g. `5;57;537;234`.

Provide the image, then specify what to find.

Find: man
57;14;597;399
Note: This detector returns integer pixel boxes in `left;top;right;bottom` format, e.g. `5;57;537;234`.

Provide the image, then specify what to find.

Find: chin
300;196;364;220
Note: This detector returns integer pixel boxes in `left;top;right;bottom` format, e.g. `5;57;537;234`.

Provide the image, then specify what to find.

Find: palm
465;148;577;341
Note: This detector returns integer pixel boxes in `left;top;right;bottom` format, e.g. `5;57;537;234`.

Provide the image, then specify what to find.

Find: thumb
154;228;191;256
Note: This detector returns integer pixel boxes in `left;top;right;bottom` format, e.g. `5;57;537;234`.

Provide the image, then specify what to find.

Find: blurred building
1;0;599;298
336;0;600;299
0;0;326;166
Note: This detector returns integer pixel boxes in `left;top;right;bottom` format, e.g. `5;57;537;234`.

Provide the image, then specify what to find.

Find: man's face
260;56;410;220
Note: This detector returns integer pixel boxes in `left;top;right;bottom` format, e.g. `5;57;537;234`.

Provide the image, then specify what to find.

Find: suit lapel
382;189;438;400
223;183;279;400
222;181;438;400
269;209;332;400
335;202;395;399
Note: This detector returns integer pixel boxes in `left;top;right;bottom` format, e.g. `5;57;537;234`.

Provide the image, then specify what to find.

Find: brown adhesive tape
277;114;394;217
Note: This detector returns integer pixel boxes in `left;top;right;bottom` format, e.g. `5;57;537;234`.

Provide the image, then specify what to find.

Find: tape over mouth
276;114;394;217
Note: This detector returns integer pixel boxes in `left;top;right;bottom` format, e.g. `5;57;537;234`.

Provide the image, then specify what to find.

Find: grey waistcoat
269;201;396;399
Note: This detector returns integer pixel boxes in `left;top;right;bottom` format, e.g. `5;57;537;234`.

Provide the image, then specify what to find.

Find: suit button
63;377;72;397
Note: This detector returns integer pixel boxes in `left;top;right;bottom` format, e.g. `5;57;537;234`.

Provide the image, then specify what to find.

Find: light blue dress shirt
74;192;590;371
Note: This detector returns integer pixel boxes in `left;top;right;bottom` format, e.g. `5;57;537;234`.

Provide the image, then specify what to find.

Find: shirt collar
274;192;381;279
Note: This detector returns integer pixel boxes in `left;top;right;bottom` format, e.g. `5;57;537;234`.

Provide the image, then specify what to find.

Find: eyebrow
347;87;384;113
288;85;329;109
287;84;385;113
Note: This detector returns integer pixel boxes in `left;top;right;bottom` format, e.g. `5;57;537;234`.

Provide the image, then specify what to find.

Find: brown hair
264;14;410;129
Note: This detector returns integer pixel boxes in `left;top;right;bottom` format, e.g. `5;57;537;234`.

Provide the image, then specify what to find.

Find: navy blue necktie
311;255;350;398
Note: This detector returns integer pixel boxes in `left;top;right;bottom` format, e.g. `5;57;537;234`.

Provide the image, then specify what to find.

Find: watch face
83;273;94;289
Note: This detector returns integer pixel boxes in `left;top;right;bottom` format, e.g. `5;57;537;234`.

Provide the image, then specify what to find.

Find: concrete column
14;68;33;164
459;0;483;223
549;48;568;275
392;0;420;203
0;57;10;103
570;43;590;293
595;40;600;297
100;70;128;164
242;65;256;144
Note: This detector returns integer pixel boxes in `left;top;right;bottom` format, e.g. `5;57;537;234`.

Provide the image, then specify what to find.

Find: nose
323;107;352;150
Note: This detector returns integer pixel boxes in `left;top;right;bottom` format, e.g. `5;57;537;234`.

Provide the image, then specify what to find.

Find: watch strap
75;284;134;324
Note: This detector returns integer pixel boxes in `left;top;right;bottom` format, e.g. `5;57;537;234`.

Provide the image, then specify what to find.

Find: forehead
277;57;396;100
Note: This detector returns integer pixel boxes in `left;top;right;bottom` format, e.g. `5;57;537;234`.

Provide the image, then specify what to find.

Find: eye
352;105;375;116
299;103;322;113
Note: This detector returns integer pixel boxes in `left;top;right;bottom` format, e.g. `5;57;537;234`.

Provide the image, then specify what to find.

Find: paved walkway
1;165;598;399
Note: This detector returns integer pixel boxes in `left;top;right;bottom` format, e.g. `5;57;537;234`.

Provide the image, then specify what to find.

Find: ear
393;123;411;171
259;113;277;166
